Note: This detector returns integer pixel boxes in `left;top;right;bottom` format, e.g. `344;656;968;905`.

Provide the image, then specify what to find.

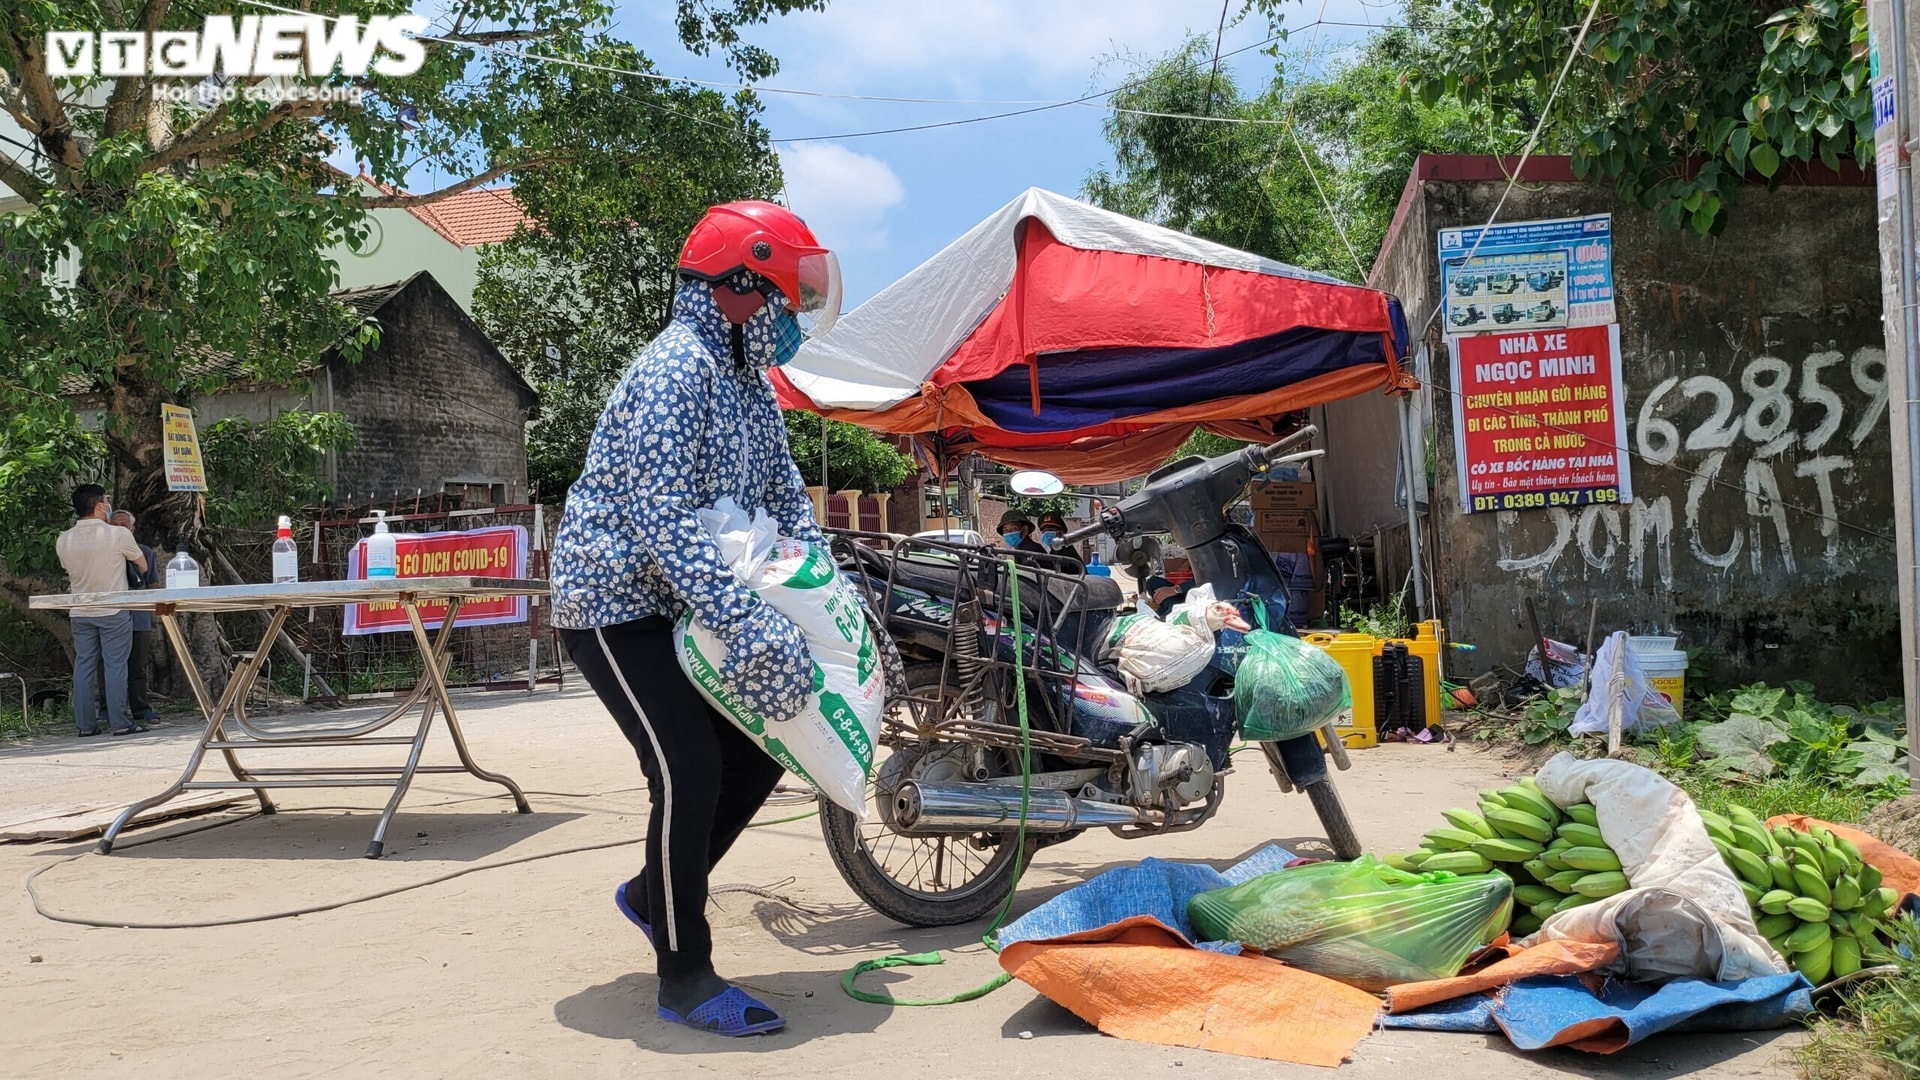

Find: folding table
30;578;544;857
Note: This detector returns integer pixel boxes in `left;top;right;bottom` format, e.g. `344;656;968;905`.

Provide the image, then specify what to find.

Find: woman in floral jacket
550;202;841;1038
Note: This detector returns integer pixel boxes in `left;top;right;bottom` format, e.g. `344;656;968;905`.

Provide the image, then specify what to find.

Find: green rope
841;556;1033;1006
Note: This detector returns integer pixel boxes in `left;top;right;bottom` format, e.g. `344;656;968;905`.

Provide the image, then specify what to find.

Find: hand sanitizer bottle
166;549;201;589
271;515;299;583
365;511;397;578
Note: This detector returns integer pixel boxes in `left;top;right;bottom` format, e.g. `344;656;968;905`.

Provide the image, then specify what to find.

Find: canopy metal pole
1397;387;1431;621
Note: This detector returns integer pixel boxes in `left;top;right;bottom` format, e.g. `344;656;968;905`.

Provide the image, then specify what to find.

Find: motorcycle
820;426;1361;927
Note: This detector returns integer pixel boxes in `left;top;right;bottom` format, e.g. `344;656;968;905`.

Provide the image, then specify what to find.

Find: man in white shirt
54;485;149;736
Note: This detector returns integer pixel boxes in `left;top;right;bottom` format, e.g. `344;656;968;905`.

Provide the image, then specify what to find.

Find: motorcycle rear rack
826;529;1099;742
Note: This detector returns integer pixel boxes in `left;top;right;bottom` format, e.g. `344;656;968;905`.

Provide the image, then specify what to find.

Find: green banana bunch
1396;780;1629;938
1702;804;1902;984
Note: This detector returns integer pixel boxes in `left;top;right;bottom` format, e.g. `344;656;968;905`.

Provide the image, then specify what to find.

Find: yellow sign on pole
161;404;207;492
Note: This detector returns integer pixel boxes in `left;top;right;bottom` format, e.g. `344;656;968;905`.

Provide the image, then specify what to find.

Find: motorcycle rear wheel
819;663;1035;928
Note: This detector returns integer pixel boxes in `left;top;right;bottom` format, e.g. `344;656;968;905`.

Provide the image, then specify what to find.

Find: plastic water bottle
1086;552;1112;577
271;515;299;583
165;549;201;590
365;510;397;578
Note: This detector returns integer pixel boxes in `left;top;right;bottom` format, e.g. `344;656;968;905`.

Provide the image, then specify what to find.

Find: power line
239;1;1456;144
1415;0;1602;341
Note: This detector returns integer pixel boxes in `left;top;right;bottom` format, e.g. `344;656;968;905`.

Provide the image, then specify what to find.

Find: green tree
782;412;914;495
1405;0;1872;233
471;69;786;498
1086;13;1511;281
1085;38;1350;277
0;1;821;660
1;1;820;541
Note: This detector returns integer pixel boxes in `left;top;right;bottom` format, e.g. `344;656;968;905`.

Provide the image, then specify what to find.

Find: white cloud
777;143;907;254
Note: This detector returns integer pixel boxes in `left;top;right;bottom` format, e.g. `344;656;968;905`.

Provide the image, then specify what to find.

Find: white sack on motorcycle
1102;585;1222;695
674;498;884;817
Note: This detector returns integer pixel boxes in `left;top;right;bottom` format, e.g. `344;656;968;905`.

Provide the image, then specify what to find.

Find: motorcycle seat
887;552;1123;618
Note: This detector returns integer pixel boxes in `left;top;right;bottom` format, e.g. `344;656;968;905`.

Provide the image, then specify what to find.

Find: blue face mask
1002;531;1024;548
771;309;803;367
1039;530;1060;547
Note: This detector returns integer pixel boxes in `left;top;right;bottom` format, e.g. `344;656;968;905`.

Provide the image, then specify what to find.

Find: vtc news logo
47;14;428;79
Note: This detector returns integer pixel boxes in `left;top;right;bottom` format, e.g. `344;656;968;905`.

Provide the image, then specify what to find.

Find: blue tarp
995;845;1297;952
1381;973;1813;1048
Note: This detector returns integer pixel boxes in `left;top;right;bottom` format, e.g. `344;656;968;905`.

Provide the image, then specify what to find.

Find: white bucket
1633;647;1688;717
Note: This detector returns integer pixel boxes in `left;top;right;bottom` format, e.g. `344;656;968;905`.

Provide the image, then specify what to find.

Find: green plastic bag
1187;856;1515;992
1234;607;1350;741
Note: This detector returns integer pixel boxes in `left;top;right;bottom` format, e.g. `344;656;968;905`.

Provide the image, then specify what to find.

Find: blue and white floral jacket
550;281;824;635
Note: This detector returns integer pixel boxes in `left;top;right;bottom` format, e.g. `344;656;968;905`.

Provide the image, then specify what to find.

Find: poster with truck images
1439;213;1614;334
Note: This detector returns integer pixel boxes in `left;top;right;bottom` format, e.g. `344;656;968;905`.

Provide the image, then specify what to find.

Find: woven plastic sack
675;498;882;817
1188;856;1515;992
1103;585;1219;695
1233;608;1350;741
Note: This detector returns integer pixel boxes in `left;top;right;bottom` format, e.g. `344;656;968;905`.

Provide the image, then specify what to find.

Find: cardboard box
1255;509;1318;553
1250;480;1316;512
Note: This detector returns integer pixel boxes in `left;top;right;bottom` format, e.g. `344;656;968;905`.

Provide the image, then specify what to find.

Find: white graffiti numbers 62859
1495;347;1887;586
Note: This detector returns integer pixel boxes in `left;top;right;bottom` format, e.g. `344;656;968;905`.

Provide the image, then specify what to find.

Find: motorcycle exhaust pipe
893;781;1149;834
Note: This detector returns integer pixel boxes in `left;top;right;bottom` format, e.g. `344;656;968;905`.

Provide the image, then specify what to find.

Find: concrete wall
1367;160;1896;697
325;280;536;503
326;205;481;314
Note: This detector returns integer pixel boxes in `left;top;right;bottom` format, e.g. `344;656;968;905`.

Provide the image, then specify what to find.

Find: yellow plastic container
1306;632;1381;749
1385;621;1445;730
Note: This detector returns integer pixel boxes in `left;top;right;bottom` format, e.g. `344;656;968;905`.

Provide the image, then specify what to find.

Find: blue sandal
657;985;786;1037
613;881;654;946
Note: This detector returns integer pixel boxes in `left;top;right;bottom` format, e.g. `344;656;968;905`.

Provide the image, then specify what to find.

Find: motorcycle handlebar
1053;425;1322;548
1060;520;1106;545
1254;424;1319;464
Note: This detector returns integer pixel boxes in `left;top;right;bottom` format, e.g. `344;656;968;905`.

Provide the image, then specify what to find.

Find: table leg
97;612;269;854
218;607;290;790
413;598;529;813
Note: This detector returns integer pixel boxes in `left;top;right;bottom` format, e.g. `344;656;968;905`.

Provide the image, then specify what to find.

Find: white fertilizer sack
674;499;883;816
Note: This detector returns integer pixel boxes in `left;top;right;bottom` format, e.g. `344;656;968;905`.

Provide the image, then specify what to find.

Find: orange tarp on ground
996;917;1381;1067
1384;938;1621;1013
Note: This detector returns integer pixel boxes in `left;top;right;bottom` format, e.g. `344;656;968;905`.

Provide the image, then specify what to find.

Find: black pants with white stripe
562;618;786;980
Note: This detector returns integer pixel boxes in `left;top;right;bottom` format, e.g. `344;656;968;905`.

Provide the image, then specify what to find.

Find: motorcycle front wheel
1260;739;1363;861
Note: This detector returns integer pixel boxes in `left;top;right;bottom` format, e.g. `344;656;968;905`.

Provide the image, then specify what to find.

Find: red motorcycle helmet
677;201;843;337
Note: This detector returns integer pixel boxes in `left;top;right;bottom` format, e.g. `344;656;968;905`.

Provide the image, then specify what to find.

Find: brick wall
324;279;537;505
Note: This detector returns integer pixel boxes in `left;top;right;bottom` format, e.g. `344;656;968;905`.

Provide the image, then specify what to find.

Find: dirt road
0;688;1805;1078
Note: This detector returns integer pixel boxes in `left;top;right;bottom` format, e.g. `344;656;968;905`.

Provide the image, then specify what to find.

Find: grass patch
1801;916;1920;1080
0;704;60;738
1674;773;1892;827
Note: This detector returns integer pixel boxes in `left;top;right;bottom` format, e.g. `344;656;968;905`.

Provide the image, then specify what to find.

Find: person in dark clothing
1036;511;1085;568
1126;549;1182;615
997;509;1048;553
548;201;844;1038
110;511;158;725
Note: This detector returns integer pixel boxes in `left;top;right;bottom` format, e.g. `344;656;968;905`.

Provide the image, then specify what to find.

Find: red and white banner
1449;325;1632;513
343;525;528;635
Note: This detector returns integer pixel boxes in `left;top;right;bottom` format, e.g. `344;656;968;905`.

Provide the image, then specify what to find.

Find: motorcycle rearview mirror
1009;470;1065;496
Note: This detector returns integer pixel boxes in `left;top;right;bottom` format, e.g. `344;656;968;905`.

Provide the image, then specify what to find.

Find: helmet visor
794;250;842;337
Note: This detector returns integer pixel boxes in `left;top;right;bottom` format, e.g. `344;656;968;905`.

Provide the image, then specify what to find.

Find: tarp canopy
773;188;1410;483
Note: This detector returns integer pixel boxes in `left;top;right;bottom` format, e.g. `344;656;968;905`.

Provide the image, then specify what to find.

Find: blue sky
610;1;1389;306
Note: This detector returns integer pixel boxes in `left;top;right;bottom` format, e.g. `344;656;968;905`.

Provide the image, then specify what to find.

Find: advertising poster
344;525;529;635
1449;325;1632;513
1439;214;1614;333
161;404;207;492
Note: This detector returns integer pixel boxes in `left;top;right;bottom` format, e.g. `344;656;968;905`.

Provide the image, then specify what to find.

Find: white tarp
1523;753;1786;983
784;187;1348;412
